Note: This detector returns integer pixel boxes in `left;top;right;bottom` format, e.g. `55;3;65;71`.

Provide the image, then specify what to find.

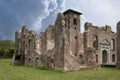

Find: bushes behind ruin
0;40;14;59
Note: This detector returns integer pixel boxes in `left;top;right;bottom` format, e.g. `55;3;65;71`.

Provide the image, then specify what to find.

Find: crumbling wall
117;21;120;68
39;32;47;53
85;47;97;67
45;25;55;50
13;26;41;66
53;13;65;71
24;30;39;66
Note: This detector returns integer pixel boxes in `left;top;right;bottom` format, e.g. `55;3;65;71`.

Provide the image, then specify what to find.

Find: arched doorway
102;50;108;64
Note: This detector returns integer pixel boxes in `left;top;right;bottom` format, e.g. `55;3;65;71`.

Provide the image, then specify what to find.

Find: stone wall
116;21;120;68
14;26;41;66
45;25;55;50
84;22;116;65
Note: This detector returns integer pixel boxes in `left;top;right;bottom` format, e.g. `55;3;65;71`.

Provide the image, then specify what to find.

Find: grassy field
0;59;120;80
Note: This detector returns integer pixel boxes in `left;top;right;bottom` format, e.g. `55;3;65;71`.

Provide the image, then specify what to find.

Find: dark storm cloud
0;0;65;40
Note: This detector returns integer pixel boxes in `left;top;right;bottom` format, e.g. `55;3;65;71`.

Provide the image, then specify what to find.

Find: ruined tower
63;9;83;70
53;9;82;71
117;21;120;68
63;9;82;56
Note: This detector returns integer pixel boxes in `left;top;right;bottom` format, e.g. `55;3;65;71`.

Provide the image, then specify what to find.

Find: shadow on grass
36;65;49;70
35;65;65;73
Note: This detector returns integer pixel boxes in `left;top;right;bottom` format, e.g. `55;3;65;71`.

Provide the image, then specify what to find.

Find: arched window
93;35;98;49
73;14;77;25
96;54;98;63
73;18;77;25
112;54;115;62
111;39;115;50
29;39;31;48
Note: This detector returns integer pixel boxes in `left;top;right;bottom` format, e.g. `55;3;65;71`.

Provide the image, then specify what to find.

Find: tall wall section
50;9;86;71
117;21;120;68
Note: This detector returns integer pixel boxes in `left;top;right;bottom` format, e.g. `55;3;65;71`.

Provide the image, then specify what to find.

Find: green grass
0;59;120;80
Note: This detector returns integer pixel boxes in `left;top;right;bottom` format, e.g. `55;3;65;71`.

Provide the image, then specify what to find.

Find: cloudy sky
0;0;120;40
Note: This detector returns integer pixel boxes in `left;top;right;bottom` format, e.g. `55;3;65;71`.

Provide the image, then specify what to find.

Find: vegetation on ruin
0;40;14;58
0;59;120;80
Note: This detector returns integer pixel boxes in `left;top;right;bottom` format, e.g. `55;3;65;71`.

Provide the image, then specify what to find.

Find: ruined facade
13;9;119;71
84;23;116;66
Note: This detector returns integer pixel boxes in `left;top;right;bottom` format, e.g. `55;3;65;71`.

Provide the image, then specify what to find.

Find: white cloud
65;0;120;32
32;0;65;33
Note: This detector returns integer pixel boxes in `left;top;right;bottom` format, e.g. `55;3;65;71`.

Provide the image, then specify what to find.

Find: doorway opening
102;50;108;64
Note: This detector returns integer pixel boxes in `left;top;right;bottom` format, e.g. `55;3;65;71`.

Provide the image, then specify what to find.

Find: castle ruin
12;9;120;71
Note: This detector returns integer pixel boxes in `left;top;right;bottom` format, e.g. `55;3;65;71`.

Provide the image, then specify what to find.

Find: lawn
0;59;120;80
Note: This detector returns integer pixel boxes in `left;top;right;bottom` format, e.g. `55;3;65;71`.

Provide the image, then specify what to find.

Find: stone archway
102;50;108;64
